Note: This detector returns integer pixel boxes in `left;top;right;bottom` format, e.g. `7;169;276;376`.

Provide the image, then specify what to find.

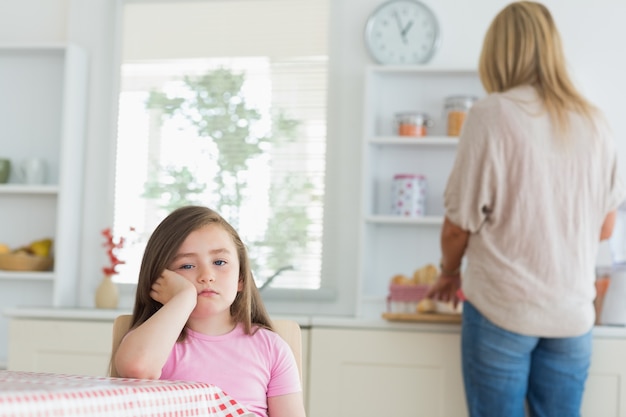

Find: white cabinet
307;326;466;417
7;318;114;377
582;336;626;417
307;326;626;417
0;44;88;364
357;66;484;317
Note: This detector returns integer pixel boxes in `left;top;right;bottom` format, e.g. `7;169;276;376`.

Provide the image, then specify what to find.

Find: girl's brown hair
130;205;273;338
478;1;597;135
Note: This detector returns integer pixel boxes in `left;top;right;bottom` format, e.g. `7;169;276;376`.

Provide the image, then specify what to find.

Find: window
113;0;328;291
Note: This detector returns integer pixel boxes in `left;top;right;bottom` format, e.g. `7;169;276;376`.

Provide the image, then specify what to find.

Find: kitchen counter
4;307;129;321
3;307;313;327
6;306;626;417
4;306;626;338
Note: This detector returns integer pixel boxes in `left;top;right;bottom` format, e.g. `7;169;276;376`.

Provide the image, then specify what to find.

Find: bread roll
417;298;436;313
412;263;439;284
391;274;411;285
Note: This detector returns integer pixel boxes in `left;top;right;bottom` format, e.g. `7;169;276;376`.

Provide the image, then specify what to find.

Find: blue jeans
461;301;592;417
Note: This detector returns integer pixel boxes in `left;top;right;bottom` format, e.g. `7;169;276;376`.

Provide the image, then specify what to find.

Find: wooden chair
109;314;302;381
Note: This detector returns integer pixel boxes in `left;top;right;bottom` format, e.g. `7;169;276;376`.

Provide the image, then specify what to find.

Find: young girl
114;205;306;417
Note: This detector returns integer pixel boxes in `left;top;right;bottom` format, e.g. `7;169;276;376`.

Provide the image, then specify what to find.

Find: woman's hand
150;269;196;306
425;273;462;308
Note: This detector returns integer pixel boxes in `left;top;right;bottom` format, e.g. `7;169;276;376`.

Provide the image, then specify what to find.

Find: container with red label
391;174;427;217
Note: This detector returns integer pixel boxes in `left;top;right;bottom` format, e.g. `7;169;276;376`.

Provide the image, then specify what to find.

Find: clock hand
393;11;408;44
401;20;414;37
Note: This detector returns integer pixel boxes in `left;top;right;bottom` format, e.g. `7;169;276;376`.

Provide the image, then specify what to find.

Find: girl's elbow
119;368;161;380
115;357;161;380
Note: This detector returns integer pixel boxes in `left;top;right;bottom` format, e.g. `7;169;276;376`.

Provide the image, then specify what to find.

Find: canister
444;96;477;136
391;174;427;217
394;112;433;137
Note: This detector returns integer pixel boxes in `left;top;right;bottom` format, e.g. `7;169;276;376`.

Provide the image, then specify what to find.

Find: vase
95;275;119;309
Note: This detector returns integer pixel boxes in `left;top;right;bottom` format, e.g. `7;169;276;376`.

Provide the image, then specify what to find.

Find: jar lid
393;173;426;179
444;95;478;108
395;111;430;118
394;112;433;126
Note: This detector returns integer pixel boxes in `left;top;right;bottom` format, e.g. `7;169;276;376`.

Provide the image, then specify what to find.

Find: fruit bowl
0;253;54;271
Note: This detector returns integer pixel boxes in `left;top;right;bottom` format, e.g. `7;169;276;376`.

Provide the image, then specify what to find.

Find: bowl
0;253;54;271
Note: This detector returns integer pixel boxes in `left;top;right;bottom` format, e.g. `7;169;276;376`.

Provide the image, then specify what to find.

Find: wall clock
364;0;440;65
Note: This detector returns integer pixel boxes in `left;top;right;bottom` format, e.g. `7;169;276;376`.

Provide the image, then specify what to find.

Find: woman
426;2;625;416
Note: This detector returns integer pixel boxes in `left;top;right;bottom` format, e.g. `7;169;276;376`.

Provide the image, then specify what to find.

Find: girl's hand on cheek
150;269;196;305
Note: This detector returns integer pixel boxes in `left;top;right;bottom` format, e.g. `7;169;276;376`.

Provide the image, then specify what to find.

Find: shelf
0;43;68;51
0;271;54;281
358;66;483;318
382;312;462;324
365;215;444;225
367;65;477;74
0;43;88;308
0;185;59;195
369;136;458;145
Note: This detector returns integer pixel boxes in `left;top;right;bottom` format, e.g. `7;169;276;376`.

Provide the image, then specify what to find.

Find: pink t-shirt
160;323;301;417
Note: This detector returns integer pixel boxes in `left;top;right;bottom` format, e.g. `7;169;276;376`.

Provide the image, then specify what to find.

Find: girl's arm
114;270;197;379
267;392;307;417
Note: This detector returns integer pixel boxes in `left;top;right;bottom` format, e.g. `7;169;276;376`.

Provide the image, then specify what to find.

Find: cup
0;159;10;184
19;158;47;184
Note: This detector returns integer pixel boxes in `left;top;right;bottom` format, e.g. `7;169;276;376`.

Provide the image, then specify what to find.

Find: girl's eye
179;264;194;270
214;260;226;266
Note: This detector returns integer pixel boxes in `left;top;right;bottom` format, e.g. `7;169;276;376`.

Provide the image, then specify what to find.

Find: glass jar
394;112;433;137
444;96;477;136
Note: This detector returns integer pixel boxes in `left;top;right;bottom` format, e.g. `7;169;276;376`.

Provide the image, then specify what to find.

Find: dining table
0;370;255;417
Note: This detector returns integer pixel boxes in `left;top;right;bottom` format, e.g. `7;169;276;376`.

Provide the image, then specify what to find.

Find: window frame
109;0;343;313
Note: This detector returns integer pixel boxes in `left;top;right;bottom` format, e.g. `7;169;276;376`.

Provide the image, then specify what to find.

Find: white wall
122;0;328;59
0;0;68;41
1;0;624;318
323;0;626;317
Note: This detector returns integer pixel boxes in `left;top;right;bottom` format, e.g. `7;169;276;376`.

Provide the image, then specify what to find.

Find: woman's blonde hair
479;1;596;134
130;205;273;340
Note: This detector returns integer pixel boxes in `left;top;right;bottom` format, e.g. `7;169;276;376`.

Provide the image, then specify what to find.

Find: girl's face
168;224;242;320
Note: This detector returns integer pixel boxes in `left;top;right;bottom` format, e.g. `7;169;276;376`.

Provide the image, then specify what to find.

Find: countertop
4;307;626;338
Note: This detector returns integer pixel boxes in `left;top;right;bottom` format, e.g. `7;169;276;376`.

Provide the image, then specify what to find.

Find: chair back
109;315;133;377
271;318;302;381
109;314;302;381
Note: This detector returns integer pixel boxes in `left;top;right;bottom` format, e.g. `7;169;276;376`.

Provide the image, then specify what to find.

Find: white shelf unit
0;44;88;307
357;66;484;317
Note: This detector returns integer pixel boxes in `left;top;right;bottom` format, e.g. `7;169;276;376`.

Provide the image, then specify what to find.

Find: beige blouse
445;85;626;337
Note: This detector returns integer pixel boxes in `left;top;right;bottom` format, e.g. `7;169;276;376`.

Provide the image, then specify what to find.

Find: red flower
101;227;135;276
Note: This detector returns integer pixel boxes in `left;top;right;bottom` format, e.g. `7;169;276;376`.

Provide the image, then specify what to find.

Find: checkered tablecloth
0;370;254;417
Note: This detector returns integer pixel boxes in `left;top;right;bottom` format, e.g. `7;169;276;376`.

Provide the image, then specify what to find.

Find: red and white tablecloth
0;370;254;417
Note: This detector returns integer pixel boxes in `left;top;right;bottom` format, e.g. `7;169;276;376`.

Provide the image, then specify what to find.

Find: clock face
365;0;440;65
